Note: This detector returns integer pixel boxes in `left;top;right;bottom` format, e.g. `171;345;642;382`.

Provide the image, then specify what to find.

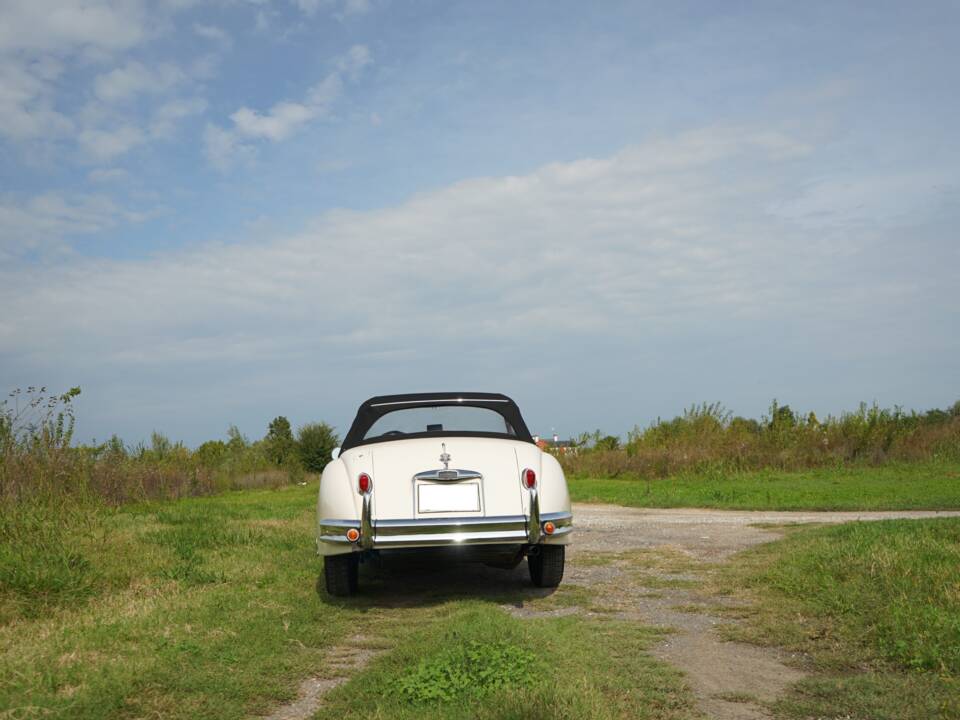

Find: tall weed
560;399;960;478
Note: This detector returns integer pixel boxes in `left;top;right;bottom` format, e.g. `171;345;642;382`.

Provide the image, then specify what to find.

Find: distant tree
265;416;295;466
594;434;621;452
729;416;761;435
297;422;339;473
194;439;227;467
226;425;248;452
766;400;797;431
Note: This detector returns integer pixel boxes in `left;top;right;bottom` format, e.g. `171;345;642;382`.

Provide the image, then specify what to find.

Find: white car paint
316;435;572;556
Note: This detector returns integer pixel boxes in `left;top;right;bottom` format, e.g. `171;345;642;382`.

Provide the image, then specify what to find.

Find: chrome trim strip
375;516;527;536
527;486;541;544
319;519;361;530
375;514;527;528
414;468;483;482
318;533;354;544
360;492;374;550
541;511;573;527
373;529;529;547
370;398;510;407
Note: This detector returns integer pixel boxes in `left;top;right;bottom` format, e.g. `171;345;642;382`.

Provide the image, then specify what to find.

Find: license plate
417;482;481;513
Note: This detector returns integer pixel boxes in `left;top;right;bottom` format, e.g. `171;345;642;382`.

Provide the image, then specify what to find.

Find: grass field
568;460;960;510
0;483;695;720
718;518;960;719
5;460;960;718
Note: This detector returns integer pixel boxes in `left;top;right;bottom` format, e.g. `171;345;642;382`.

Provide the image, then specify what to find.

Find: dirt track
565;504;960;720
571;503;960;559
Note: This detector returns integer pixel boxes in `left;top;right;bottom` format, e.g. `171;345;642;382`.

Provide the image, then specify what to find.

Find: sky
1;0;958;445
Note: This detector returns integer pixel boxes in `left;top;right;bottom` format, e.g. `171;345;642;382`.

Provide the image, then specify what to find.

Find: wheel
324;554;359;596
528;545;565;588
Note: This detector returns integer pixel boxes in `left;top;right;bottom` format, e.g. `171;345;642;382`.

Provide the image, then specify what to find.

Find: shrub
297;422;339;473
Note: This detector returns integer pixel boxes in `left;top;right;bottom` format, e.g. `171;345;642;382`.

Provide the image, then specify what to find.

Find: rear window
363;405;516;441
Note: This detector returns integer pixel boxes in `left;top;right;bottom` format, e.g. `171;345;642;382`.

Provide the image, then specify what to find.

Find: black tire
324;554;359;597
528;545;565;588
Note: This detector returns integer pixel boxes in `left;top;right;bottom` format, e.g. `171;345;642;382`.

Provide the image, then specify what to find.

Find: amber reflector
543;521;556;535
345;528;360;542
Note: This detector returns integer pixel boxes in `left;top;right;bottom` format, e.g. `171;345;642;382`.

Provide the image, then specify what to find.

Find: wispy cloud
0;57;73;142
93;62;185;104
2;127;827;355
192;23;232;48
204;44;372;169
0;0;147;55
0;192;141;258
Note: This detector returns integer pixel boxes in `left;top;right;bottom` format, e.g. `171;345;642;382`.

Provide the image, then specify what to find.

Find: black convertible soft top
340;392;535;451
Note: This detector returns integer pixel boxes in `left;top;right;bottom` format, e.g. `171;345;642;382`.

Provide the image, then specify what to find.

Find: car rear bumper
318;511;572;551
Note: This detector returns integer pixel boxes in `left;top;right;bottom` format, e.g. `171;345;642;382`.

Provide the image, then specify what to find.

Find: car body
316;392;572;595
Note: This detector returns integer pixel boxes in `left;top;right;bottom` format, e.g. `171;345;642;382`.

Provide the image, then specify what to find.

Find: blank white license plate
417;482;481;513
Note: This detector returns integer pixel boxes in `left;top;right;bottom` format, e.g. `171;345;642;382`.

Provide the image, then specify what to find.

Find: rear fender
317;460;361;556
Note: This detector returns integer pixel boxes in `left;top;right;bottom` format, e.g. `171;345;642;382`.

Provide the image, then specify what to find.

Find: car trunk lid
355;437;528;521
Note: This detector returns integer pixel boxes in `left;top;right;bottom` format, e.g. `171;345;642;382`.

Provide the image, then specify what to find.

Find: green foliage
561;398;960;479
395;640;538;704
296;422;339;473
265;416;296;466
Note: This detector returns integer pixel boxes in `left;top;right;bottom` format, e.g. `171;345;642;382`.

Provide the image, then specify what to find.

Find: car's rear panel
318;436;571;553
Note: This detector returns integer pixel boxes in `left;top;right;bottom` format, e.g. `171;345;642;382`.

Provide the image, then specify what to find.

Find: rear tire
528;545;564;588
324;554;359;597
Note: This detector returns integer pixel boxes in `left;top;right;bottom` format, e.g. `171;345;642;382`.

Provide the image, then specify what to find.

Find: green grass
0;483;697;720
568;460;960;510
315;605;694;720
0;484;357;718
717;518;960;719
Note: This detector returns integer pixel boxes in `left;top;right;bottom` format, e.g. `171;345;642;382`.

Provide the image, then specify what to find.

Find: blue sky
1;0;958;445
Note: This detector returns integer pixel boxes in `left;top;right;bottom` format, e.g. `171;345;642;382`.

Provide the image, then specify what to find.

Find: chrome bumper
318;511;573;550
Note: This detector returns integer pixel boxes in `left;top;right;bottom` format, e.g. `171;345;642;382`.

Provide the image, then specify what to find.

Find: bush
297;422;339;473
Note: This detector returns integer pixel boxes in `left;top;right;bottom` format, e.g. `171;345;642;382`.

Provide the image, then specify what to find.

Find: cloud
93;61;184;104
78;125;145;162
0;0;147;55
192;23;231;48
205;45;371;169
203;122;252;170
229;102;316;141
3;125;956;441
150;97;207;138
339;0;372;17
4;127;820;346
0;58;73;141
293;0;373;18
87;168;130;183
0;192;133;258
292;0;324;16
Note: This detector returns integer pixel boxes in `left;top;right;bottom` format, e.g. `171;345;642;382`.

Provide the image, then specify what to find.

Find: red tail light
522;468;536;489
358;472;372;494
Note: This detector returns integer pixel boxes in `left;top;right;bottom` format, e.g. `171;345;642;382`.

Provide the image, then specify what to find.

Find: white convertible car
317;393;573;596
